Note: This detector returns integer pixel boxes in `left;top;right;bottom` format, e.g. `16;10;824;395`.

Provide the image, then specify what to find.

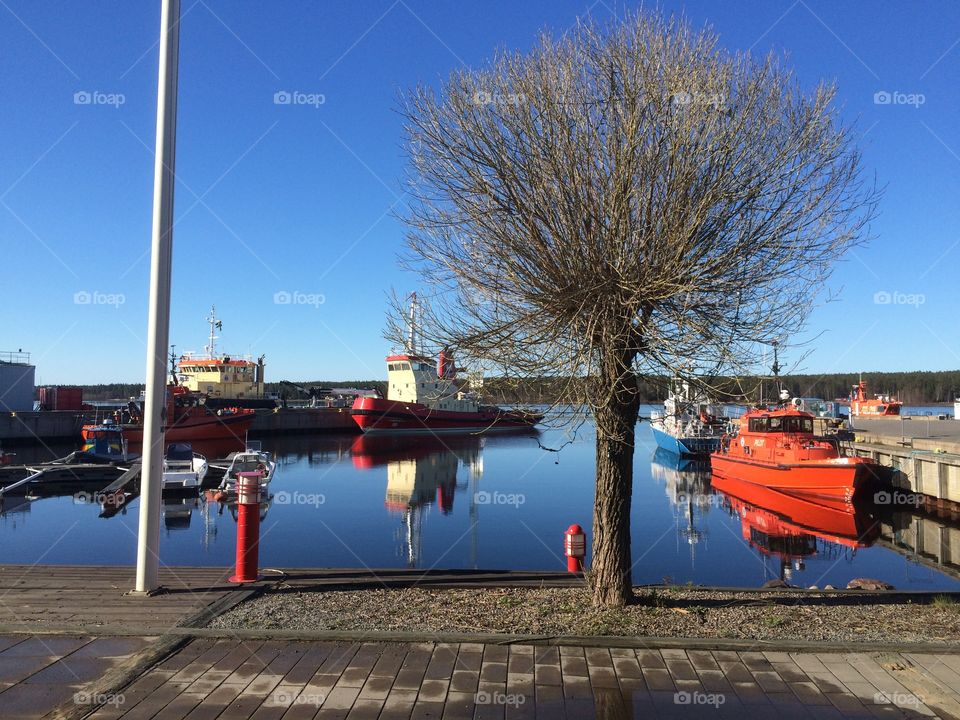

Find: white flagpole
135;0;181;593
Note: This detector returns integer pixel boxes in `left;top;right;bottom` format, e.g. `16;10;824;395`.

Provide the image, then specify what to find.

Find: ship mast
205;305;221;359
407;292;418;354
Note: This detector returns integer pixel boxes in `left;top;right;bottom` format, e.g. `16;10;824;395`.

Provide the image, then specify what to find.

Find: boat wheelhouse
175;306;268;406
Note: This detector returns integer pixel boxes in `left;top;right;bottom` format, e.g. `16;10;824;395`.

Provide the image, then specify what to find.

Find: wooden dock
0;565;958;718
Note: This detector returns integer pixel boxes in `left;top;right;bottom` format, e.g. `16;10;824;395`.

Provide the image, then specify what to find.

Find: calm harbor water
2;405;958;590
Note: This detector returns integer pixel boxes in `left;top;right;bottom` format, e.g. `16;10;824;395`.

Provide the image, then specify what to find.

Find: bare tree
393;12;878;607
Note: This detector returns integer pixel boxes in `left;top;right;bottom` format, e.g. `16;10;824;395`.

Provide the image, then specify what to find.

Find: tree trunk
590;362;640;607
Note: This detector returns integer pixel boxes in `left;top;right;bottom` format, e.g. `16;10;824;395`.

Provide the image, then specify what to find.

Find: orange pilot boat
849;379;902;417
711;402;890;504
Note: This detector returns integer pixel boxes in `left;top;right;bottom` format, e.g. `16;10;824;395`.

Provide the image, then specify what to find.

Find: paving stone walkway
73;639;960;719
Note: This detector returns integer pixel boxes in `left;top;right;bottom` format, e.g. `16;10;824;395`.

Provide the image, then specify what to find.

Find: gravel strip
209;587;960;644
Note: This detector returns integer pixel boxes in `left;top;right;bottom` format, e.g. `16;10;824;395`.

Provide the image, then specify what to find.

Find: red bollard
229;471;263;583
564;523;586;573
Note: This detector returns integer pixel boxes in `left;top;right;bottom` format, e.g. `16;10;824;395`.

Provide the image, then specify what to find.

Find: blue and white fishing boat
649;379;728;457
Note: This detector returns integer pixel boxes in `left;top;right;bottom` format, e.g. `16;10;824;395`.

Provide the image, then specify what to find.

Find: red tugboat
849;379;902;417
117;386;254;444
711;399;889;504
82;350;255;445
351;295;542;434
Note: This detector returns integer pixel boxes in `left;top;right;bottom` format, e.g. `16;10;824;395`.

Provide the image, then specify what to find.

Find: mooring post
230;471;264;583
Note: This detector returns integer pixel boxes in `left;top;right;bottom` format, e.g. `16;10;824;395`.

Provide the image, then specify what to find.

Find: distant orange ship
849;379;902;417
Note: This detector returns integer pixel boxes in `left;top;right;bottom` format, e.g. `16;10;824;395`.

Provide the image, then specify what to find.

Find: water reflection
1;427;959;589
350;434;485;566
650;449;712;566
712;474;882;585
650;448;898;586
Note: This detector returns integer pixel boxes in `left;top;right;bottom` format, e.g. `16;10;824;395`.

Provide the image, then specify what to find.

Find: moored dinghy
162;442;208;491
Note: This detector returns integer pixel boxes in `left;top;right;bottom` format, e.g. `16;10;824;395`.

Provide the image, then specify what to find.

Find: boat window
748;417;768;432
801;417;813;433
769;417;782;431
400;363;410;371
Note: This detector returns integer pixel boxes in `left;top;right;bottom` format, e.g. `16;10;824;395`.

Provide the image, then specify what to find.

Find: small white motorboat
219;441;276;492
162;443;208;491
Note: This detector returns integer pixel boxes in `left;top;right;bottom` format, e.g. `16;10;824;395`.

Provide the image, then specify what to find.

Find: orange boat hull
710;454;865;503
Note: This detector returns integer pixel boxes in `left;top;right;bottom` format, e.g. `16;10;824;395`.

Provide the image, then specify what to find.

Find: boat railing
0;350;31;365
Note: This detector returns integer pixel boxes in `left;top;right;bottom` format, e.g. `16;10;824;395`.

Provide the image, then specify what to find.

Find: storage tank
0;351;36;412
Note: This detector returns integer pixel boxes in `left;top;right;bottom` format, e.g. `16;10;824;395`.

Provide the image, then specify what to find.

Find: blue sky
1;1;958;384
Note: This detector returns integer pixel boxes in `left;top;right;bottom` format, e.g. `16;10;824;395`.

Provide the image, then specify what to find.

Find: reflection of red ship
712;474;881;581
350;433;484;472
712;403;888;503
350;431;485;566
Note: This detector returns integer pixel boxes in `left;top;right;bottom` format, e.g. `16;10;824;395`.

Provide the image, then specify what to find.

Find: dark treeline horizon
69;370;960;405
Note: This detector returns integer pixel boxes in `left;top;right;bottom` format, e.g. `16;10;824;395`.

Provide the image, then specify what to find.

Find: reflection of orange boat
711;475;881;549
711;404;888;503
850;379;902;417
712;474;882;583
